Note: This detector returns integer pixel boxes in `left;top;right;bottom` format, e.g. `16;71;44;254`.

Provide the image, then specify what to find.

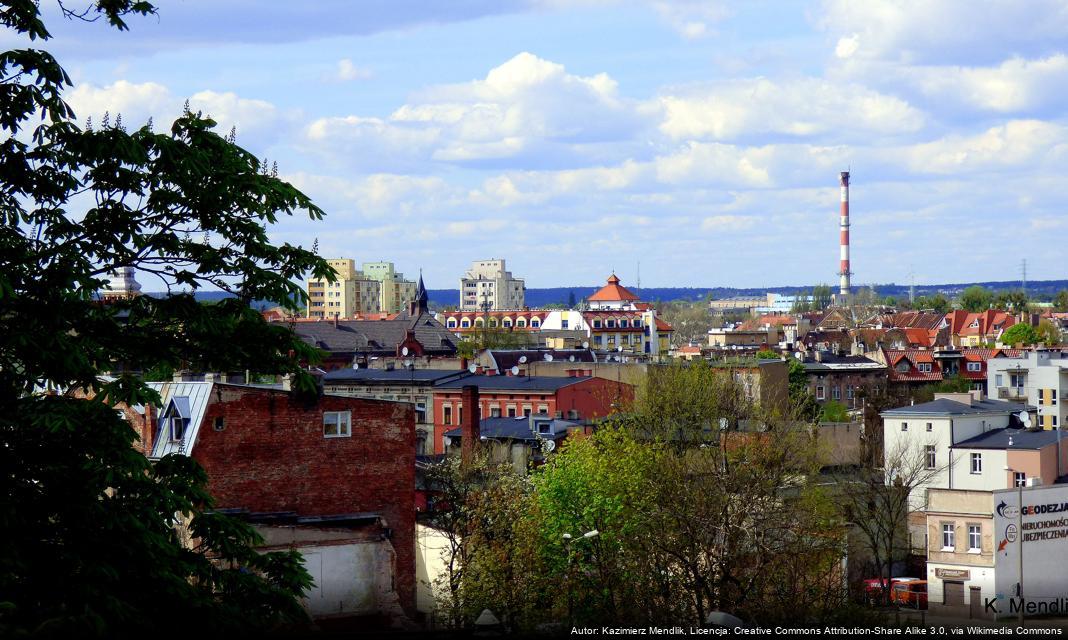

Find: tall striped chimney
838;171;851;297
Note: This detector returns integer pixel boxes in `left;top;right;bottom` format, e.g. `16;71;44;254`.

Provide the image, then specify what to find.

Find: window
1053;390;1059;405
516;318;526;328
925;445;936;470
593;319;602;328
926;422;933;432
1014;472;1026;487
831;385;841;400
594;335;603;345
942;524;955;550
503;319;512;328
507;406;516;417
561;319;569;330
490;407;501;418
443;405;453;425
620;319;628;328
323;411;352;438
538;405;549;415
447;319;457;328
996;374;1003;387
967;362;982;372
537;422;552;435
919;362;932;372
968;525;981;552
523;408;532;417
531;319;540;328
846;387;854;400
1053;415;1058;427
816;386;825;400
901;421;908;432
460;319;470;328
415;402;427;424
213;416;225;432
970;453;982;474
606;320;616;328
170;417;186;441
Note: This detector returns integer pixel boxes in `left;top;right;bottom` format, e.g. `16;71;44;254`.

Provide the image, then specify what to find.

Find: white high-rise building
459;259;525;311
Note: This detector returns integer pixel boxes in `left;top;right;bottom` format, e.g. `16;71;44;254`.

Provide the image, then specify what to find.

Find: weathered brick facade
189;384;416;616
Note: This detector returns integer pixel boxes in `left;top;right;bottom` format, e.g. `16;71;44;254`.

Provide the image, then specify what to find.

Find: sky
29;0;1068;289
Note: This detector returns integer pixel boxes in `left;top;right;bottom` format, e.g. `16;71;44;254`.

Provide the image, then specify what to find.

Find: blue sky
38;0;1068;289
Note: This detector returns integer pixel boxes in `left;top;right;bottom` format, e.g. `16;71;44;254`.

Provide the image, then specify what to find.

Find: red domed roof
588;274;639;302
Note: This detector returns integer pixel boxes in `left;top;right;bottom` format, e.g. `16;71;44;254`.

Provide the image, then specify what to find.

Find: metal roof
148;381;214;458
444;416;578;441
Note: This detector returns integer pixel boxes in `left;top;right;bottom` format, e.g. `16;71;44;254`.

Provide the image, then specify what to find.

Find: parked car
863;577;921;605
891;580;928;609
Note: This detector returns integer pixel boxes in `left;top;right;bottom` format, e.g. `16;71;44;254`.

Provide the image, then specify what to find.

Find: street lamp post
563;529;599;626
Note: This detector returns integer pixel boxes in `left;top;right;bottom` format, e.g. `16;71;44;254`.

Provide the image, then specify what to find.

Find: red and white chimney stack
838;171;851;297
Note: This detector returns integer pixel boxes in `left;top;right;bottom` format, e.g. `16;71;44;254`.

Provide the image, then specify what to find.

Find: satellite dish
543;440;556;453
510;365;520;376
617;346;623;352
1018;411;1032;429
569;355;576;362
519;356;528;364
468;364;478;374
401;346;409;357
544;354;554;362
582;341;589;349
794;351;802;360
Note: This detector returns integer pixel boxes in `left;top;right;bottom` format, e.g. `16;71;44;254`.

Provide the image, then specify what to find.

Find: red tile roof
588;274;640;302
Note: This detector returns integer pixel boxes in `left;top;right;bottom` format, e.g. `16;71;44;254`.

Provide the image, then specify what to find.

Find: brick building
145;381;417;622
430;375;632;455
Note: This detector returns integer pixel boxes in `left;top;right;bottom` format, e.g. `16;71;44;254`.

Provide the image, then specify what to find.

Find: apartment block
988;349;1068;430
363;261;418;314
306;258;382;318
459;259;525;311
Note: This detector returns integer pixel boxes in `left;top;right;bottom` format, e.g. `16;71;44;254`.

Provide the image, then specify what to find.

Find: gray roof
882;397;1030;417
487;349;596;371
802;353;885;372
291;311;457;356
952;427;1064;451
435;375;589;392
444;417;578;441
322;368;471;385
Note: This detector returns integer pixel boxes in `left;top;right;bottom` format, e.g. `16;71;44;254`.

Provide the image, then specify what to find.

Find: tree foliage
1;1;330;633
912;293;949;314
1000;323;1039;346
1055;290;1068;313
959;286;993;312
1036;319;1062;345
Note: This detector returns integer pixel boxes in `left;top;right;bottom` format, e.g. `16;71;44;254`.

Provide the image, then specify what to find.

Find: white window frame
323;410;352;438
816;386;825;400
169;416;186;441
970;452;982;474
925;445;936;470
942;523;955;551
967;362;982;372
968;524;981;553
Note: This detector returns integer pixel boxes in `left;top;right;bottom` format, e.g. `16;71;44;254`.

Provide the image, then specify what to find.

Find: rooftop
444;416;579;441
435;375;590;392
952;427;1063;451
322;368;471;384
881;397;1030;417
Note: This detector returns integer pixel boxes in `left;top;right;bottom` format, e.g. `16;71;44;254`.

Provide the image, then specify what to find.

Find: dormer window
593;319;602;329
619;319;628;328
170;417;186;441
531;319;540;328
606;320;616;328
918;362;932;372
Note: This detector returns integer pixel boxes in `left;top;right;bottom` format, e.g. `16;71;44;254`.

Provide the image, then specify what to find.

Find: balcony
997;386;1026;400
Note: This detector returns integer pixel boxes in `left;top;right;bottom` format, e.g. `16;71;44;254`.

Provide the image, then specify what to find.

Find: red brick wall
191;385;416;615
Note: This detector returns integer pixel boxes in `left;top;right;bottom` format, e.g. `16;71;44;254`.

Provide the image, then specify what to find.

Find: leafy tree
1036;319;1063;345
819;400;850;423
1;1;330;633
993;289;1029;311
912;293;950;314
1055;289;1068;312
659;300;712;347
1000;323;1039;346
755;349;780;360
933;374;971;393
812;284;833;311
959;285;993;312
883;296;897;308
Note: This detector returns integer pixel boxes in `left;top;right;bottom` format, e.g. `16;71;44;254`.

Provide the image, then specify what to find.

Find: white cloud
909;55;1068;113
834;34;859;59
819;0;1068;65
67;80;173;125
700;215;755;232
331;58;373;82
898;120;1068;175
656;77;925;142
651;1;729;40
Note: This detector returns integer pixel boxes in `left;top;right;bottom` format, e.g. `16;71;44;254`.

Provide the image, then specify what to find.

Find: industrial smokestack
838;171;851;297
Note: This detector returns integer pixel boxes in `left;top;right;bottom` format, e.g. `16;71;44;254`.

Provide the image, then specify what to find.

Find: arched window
447;318;457;328
593;318;602;329
531;319;541;328
474;318;485;327
460;318;471;328
606;319;616;328
488;318;498;328
619;319;628;328
516;318;527;328
503;318;513;328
